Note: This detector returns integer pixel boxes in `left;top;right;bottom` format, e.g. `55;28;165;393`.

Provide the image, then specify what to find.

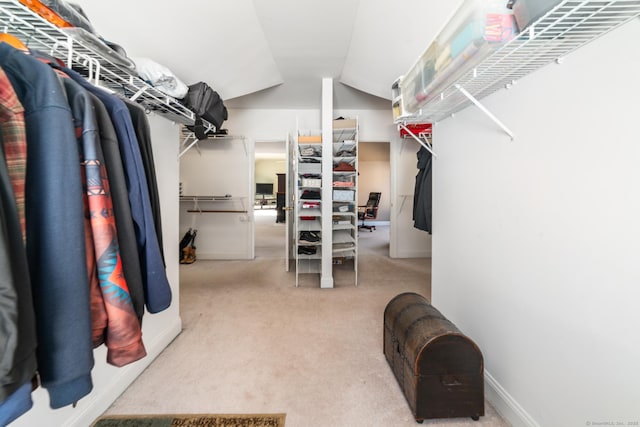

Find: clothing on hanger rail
0;42;94;410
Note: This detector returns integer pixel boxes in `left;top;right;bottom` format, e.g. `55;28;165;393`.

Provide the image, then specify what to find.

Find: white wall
432;20;640;427
390;136;432;258
179;137;254;260
13;115;182;427
255;159;286;197
358;160;391;221
359;142;391;221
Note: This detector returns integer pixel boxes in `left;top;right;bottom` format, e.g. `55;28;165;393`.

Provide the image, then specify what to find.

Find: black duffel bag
182;82;228;130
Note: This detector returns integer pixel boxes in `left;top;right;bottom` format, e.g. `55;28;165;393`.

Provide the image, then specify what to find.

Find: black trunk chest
383;292;484;422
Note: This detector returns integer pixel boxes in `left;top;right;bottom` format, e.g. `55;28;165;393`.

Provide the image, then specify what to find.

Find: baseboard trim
485;370;540;427
68;318;183;427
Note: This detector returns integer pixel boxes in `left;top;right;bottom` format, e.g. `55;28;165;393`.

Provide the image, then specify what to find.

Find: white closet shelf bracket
130;86;148;102
398;123;437;158
178;131;247;159
178;134;201;158
454;84;514;140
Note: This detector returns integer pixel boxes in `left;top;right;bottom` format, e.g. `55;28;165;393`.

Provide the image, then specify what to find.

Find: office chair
358;192;381;232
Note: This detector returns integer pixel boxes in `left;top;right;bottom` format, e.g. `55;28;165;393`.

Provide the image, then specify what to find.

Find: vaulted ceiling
75;0;463;109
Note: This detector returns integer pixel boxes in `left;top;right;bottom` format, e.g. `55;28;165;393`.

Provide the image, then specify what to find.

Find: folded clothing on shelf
300;146;320;156
300;190;321;200
335;150;356;157
20;0;92;31
300;157;321;163
333;216;351;225
298;135;322;143
134;57;188;99
333;161;356;172
512;0;563;32
333;189;355;202
301;201;320;209
333;175;354;187
60;27;136;70
301;178;321;187
20;0;137;70
333;204;351;213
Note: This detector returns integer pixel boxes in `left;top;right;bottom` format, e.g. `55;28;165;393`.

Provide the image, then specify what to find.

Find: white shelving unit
292;117;359;287
0;0;216;144
396;0;640;132
331;119;358;286
293;129;323;287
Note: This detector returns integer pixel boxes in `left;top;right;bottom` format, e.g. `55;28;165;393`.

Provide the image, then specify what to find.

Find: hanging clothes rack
179;195;248;214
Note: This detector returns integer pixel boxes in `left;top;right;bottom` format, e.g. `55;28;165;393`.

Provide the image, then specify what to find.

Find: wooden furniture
384;292;484;422
276;173;286;223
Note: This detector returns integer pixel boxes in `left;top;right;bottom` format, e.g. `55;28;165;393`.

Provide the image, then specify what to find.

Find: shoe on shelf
298;245;317;255
299;231;320;244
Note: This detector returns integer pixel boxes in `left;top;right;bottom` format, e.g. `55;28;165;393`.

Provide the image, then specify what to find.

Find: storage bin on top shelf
401;0;518;115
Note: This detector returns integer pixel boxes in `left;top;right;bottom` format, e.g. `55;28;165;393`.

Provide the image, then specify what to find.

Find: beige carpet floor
103;210;510;427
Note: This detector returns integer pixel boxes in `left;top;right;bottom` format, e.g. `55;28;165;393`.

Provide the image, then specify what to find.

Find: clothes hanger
0;33;28;52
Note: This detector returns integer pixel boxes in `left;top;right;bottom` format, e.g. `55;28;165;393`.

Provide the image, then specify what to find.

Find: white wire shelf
0;0;210;128
297;219;322;231
332;223;355;231
297;208;322;217
398;0;640;124
332;230;355;245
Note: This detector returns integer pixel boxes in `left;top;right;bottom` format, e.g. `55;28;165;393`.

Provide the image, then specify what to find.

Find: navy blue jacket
0;43;94;409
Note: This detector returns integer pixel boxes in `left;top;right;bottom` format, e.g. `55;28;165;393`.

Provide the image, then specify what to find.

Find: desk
255;195;276;209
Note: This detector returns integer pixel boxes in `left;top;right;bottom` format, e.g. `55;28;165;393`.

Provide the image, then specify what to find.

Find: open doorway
252;140;393;261
254;140;287;259
357;141;391;255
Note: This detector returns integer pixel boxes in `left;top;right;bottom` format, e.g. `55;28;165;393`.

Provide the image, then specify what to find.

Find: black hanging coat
413;145;432;233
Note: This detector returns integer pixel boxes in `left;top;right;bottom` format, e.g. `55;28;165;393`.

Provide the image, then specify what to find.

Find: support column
321;78;334;289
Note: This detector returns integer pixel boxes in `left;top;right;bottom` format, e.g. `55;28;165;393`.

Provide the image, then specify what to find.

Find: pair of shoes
299;231;320;244
298;245;317;255
333;161;355;171
180;246;196;264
